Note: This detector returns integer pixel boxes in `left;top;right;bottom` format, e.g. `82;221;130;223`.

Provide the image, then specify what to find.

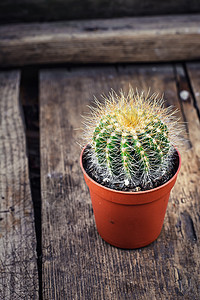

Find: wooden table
0;62;199;299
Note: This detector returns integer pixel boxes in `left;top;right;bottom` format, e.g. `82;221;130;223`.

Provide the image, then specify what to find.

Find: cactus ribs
82;88;181;191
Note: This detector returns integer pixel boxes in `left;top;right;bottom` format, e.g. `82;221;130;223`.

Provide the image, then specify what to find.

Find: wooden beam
0;0;199;24
1;14;200;66
0;71;39;298
40;65;199;299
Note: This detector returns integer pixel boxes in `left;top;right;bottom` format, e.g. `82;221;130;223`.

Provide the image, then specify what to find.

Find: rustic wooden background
0;71;39;299
0;0;200;24
0;62;199;299
40;64;200;299
0;2;200;298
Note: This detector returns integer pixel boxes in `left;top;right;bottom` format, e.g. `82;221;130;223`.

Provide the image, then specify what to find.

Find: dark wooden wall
0;0;200;24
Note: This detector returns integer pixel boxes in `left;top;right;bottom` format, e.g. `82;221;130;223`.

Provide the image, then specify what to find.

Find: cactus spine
83;88;180;188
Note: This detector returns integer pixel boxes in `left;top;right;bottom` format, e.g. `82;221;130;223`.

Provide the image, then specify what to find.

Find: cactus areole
83;88;181;190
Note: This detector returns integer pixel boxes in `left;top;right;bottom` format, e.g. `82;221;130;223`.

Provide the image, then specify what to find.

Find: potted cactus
80;88;181;248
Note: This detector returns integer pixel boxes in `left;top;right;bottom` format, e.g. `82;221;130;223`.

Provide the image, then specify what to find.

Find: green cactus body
92;111;170;181
120;132;136;178
106;129;122;175
82;88;180;187
93;115;116;165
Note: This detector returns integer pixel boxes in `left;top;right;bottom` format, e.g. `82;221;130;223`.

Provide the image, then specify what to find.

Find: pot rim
80;145;181;196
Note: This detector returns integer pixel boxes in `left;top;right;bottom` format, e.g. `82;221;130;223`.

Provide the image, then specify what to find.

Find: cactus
83;88;181;189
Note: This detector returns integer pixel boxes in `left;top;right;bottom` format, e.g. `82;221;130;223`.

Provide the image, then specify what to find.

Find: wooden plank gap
19;67;42;299
0;0;200;24
174;63;200;159
186;62;200;121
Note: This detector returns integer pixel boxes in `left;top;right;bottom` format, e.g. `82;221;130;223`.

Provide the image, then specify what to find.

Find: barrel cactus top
83;88;181;189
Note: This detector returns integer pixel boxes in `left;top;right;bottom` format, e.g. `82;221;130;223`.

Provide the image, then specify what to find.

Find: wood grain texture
175;64;200;159
40;65;199;299
186;62;200;116
1;14;200;67
0;71;38;299
0;0;200;24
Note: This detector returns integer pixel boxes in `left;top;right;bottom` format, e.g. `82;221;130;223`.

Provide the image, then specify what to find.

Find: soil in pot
82;145;179;192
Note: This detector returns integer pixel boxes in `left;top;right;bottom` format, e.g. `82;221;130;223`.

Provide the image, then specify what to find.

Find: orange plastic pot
80;147;181;249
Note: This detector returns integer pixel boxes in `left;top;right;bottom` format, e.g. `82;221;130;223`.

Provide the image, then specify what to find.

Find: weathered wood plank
40;65;199;299
0;71;38;299
1;14;200;67
0;0;199;24
186;62;200;116
175;64;200;159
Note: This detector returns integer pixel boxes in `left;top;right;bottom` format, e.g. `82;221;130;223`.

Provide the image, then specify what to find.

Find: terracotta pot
80;147;181;249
